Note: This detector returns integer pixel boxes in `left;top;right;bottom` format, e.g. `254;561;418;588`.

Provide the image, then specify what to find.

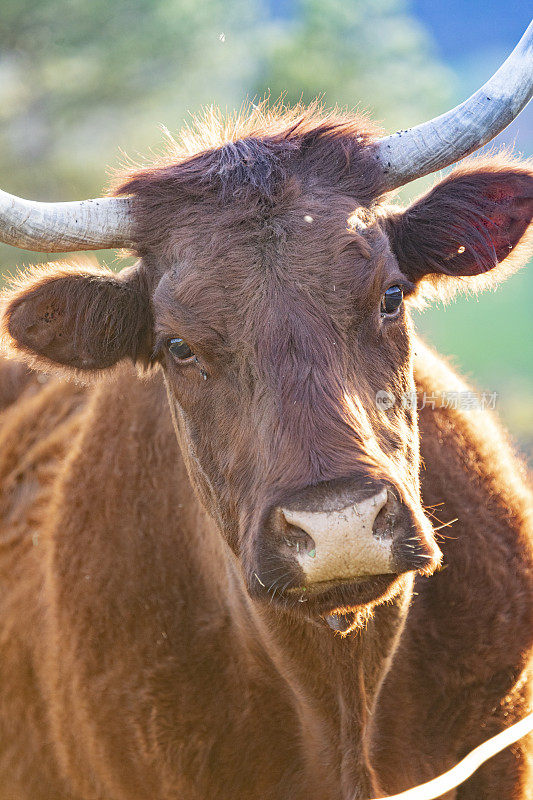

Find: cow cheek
162;379;224;523
167;382;250;542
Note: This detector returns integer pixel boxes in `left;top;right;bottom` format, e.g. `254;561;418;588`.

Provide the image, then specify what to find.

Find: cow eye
380;285;403;317
167;337;194;361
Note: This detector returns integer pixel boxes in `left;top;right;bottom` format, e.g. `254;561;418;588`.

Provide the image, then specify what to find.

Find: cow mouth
267;571;410;617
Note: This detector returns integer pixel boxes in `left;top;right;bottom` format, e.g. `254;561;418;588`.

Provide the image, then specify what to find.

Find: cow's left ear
384;161;533;281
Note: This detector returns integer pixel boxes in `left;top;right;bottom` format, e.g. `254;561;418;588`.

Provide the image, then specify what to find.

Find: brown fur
0;106;531;799
0;356;40;411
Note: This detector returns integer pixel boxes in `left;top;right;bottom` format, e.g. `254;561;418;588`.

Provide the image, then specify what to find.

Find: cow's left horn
373;21;533;192
0;190;134;252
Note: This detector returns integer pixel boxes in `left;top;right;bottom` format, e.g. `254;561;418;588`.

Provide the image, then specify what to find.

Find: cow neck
248;578;413;779
253;583;410;699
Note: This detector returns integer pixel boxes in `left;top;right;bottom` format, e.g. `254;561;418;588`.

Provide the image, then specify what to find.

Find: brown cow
0;36;532;800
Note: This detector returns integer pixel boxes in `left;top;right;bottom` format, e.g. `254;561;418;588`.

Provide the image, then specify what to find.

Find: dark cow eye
380;285;403;318
167;337;194;361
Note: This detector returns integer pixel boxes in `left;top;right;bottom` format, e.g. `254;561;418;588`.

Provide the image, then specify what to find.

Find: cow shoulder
410;337;532;715
370;338;533;796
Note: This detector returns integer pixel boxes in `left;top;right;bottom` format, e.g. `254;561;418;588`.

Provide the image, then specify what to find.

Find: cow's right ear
1;261;152;373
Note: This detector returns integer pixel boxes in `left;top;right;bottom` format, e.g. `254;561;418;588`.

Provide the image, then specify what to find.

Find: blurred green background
1;0;531;461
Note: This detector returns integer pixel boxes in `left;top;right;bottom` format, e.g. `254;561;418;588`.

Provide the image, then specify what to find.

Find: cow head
2;112;531;625
1;24;533;625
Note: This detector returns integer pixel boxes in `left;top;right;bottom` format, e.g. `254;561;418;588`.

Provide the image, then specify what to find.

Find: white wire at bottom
370;712;533;800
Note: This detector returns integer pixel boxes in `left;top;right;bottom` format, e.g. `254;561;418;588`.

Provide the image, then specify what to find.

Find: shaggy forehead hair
115;103;385;213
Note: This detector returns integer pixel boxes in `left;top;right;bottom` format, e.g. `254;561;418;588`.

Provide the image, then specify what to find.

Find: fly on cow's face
194;357;208;381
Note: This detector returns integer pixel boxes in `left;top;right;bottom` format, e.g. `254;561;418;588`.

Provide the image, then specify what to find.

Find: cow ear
1;261;152;373
384;161;533;282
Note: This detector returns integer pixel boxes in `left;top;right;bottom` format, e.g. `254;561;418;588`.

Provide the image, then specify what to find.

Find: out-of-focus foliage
0;0;448;201
0;0;530;460
0;0;264;197
412;266;533;464
258;0;450;129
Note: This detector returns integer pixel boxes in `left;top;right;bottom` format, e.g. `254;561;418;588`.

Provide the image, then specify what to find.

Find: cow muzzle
281;488;392;583
269;479;440;589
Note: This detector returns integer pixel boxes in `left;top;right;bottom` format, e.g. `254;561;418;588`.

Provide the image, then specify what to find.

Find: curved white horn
374;21;533;192
0;190;135;252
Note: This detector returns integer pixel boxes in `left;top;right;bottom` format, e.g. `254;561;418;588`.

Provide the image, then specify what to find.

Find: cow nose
281;487;392;583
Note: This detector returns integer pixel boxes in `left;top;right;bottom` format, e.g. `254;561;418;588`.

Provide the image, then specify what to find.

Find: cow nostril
372;491;400;540
372;504;396;539
282;524;316;558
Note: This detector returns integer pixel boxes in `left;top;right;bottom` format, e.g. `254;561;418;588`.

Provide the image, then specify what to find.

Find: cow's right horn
0;190;134;252
373;21;533;192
